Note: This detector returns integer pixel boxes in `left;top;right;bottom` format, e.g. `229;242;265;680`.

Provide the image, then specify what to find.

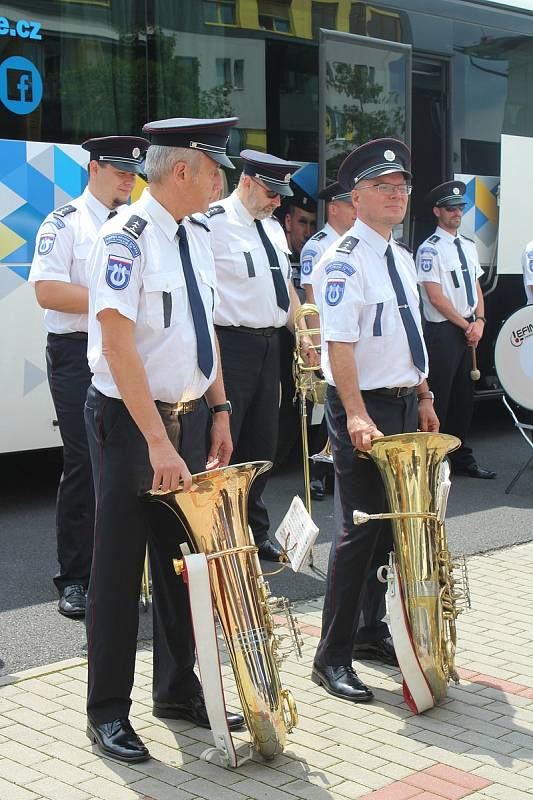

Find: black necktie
454;238;475;307
107;210;118;220
255;219;290;312
177;226;213;379
385;245;426;373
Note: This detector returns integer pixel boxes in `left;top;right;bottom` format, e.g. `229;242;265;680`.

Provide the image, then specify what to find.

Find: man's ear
172;160;187;184
284;211;292;231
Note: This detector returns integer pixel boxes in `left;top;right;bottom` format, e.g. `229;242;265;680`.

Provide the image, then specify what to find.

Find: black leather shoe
310;477;326;501
87;717;149;763
153;692;245;731
256;538;283;562
58;585;86;618
454;464;496;479
353;636;398;666
312;663;373;702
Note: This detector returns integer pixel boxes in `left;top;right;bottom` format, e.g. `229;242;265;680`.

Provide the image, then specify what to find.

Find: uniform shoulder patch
336;236;359;254
187;214;210;233
395;239;412;254
104;233;141;258
311;230;327;241
206;205;225;218
53;204;77;218
428;234;440;244
123;215;147;239
461;235;475;243
325;260;356;277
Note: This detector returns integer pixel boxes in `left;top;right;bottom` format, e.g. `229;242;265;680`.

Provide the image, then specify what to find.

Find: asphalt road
1;401;531;678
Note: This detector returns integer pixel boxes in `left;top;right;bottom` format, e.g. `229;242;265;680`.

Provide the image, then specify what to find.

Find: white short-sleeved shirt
312;218;427;390
207;192;292;328
521;241;533;305
416;227;483;322
300;222;340;288
87;188;217;403
29;188;115;334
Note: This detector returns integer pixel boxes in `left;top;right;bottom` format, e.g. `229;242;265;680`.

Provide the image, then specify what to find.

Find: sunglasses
250;176;280;199
442;204;465;212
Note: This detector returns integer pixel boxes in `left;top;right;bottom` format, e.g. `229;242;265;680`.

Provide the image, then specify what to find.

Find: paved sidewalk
1;542;533;800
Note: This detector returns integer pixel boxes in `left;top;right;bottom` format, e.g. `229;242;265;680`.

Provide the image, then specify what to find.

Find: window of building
203;0;236;26
349;3;402;43
312;2;338;40
216;57;232;85
234;59;244;89
258;1;292;34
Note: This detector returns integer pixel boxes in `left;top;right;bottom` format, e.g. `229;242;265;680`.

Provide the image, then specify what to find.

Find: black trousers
277;326;301;465
425;321;475;469
84;386;208;725
315;385;418;666
216;327;280;543
46;333;94;592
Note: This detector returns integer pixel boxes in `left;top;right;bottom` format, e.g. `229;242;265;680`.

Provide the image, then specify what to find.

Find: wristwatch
475;315;487;323
210;401;232;415
417;391;434;403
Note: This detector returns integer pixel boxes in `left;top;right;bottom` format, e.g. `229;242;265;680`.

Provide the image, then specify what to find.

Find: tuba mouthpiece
353;510;371;525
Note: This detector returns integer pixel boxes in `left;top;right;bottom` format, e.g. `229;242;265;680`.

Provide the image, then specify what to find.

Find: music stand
494;306;533;494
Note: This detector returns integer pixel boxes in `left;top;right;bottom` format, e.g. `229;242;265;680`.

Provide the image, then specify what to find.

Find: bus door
318;28;412;233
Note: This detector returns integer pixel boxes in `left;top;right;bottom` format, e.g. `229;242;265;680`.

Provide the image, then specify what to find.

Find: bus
1;0;532;452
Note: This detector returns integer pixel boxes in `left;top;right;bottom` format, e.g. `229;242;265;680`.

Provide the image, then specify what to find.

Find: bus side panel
0;139;88;454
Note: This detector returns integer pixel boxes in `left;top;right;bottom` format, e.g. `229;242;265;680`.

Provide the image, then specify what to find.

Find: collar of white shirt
353;217;389;258
229;191;256;227
137;188;180;241
436;226;458;244
83;187;115;226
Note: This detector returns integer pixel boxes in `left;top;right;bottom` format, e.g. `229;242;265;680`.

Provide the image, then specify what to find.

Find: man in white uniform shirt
84;118;243;764
416;181;495;479
208;149;314;562
29;136;149;618
311;138;439;703
521;241;533;305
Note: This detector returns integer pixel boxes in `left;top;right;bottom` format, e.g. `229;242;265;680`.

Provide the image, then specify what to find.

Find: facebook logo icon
0;56;42;115
7;69;33;103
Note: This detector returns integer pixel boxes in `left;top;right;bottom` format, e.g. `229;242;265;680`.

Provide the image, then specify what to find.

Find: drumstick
470;346;481;381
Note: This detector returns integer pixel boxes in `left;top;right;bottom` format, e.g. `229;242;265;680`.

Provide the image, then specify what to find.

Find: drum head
495;305;533;410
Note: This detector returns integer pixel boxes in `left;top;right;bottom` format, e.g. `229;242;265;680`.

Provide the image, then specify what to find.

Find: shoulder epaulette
206;205;225;218
461;235;475;243
187;214;210;233
428;234;440;244
395;239;412;254
311;230;327;241
122;215;148;239
53;204;77;218
336;236;359;254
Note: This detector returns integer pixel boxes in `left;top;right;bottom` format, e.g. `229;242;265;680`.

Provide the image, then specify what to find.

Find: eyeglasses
357;183;412;196
250;176;280;199
442;204;465;212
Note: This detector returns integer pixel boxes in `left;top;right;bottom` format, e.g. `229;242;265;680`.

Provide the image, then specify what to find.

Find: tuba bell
353;432;470;712
145;461;299;760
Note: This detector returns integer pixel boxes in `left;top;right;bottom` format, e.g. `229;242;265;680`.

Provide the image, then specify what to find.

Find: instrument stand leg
505;453;533;494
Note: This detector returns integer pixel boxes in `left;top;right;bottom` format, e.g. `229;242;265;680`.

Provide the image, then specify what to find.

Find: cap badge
453;187;460;195
303;197;308;206
132;147;140;159
384;149;395;162
284;173;291;183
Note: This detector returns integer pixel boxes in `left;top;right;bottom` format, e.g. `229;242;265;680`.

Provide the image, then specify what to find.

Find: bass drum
494;305;533;411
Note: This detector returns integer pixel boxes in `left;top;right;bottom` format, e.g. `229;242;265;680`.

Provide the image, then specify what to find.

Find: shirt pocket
197;266;216;312
73;241;92;283
228;240;267;277
359;288;397;339
142;271;187;329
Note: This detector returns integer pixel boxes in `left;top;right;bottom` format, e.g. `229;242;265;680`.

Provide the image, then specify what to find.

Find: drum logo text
510;323;533;347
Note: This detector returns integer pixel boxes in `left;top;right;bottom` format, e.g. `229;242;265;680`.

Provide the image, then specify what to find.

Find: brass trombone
293;305;329;537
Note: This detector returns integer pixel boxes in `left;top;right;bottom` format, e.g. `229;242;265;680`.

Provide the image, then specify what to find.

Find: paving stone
128;776;195;799
176;776;247;799
25;775;90;800
0;757;44;785
0;776;40;799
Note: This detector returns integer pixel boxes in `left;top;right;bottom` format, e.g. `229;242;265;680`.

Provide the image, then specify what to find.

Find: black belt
364;386;416;398
49;331;88;340
155;399;199;416
215;325;278;337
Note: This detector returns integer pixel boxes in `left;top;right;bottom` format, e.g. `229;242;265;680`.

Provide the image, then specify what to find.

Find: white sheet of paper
274;495;319;572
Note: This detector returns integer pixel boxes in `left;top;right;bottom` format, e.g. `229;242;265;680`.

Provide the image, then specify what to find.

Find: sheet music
274;495;319;572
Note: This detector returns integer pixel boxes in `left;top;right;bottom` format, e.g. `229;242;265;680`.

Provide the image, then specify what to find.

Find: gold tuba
353;433;470;709
145;461;299;759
